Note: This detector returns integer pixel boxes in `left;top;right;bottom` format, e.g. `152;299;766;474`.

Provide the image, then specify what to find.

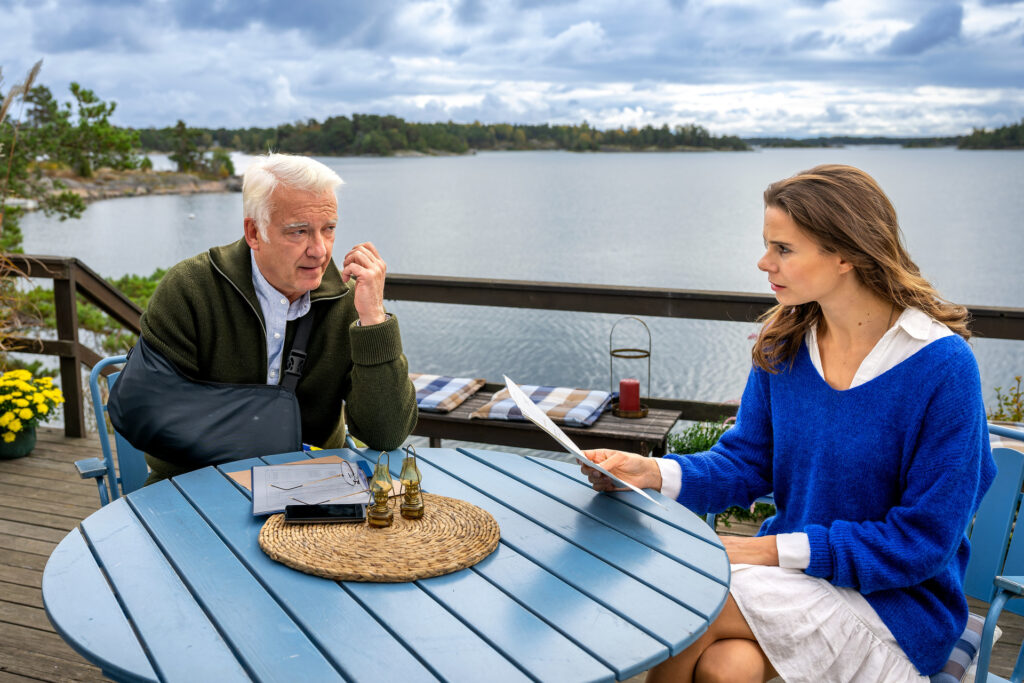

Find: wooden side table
413;390;681;456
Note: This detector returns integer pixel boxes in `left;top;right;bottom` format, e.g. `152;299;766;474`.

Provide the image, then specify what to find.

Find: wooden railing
6;256;1024;438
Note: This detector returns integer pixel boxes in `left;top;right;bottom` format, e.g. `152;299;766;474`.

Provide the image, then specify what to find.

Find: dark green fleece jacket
140;238;417;451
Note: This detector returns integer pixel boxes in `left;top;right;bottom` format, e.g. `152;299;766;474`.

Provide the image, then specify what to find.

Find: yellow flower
8;419;21;433
18;408;33;420
2;432;14;443
2;369;31;381
37;403;48;415
14;398;29;408
0;412;12;427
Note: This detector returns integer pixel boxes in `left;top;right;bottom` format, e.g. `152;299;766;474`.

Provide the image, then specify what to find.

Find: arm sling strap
108;312;315;468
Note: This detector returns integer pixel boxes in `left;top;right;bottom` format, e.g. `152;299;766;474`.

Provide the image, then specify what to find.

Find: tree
22;81;139;178
168;120;203;172
2;62;94;252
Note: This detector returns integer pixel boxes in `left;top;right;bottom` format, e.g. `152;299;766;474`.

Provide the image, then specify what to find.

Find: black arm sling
108;312;315;468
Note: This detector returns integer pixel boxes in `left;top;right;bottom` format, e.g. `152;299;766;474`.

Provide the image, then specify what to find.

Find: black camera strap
281;312;314;392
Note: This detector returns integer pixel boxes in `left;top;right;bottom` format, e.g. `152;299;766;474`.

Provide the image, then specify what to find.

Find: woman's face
757;206;848;307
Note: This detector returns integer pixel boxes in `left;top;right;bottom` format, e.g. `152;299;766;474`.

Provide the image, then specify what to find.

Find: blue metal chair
974;423;1024;683
76;356;148;506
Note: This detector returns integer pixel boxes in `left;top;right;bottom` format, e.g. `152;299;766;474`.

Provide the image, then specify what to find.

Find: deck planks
1;427;1022;682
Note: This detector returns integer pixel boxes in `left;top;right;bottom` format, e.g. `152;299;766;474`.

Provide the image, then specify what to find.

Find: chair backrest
964;424;1024;616
89;356;148;503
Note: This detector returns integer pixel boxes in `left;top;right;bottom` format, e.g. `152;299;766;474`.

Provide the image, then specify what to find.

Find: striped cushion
930;612;1000;683
470;385;611;427
410;374;485;413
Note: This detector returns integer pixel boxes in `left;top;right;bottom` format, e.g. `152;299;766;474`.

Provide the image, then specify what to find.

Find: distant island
136;115;1024;158
138;116;751;156
959;119;1024;150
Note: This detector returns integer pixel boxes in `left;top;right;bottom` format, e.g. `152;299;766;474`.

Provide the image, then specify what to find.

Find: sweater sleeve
139;260;202;377
804;347;995;593
343;313;418;451
664;366;775;513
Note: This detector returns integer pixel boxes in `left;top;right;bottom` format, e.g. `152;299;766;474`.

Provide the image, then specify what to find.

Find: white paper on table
502;375;665;508
251;463;371;515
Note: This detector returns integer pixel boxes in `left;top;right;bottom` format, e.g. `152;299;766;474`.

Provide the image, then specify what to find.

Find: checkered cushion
930;612;1000;683
410;373;485;413
470;385;611;427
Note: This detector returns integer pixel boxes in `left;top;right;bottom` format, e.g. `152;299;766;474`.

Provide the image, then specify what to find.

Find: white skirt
729;564;929;683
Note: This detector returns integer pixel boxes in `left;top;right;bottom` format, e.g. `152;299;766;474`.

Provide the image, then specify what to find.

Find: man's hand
341;242;388;326
721;536;779;566
581;449;662;491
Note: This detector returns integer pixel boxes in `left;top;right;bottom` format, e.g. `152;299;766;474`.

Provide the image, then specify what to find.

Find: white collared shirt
250;251;311;385
658;307;953;567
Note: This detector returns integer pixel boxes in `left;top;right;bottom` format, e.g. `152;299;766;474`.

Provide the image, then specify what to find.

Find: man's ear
244;218;261;250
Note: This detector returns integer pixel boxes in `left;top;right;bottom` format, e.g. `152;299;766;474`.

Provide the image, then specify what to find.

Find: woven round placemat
259;493;500;582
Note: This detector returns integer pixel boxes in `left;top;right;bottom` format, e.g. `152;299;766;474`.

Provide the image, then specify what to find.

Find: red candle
619;378;640;412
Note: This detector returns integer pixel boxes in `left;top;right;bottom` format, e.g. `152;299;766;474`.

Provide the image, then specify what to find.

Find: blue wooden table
42;447;730;682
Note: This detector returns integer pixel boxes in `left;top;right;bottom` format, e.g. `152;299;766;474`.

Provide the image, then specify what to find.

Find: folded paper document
502;375;664;508
250;461;371;516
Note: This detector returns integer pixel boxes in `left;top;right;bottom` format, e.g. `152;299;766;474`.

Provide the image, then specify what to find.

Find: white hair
242;153;343;240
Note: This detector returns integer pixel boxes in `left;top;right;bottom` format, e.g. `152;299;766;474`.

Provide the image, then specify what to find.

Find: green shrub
989;376;1023;423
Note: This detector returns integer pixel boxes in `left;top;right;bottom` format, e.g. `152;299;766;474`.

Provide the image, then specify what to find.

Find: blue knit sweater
666;335;995;676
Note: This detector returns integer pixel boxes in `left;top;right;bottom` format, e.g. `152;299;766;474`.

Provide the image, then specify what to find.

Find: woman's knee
694;639;767;683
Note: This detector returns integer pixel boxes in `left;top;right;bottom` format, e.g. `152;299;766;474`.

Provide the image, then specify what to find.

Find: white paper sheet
251;463;371;515
503;375;664;508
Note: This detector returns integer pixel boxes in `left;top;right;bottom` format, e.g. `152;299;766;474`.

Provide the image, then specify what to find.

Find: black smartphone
284;503;366;524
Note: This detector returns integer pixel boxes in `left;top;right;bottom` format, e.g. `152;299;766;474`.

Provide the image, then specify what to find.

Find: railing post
53;267;86;438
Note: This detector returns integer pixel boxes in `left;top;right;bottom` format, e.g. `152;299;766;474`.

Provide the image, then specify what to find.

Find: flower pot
0;425;36;459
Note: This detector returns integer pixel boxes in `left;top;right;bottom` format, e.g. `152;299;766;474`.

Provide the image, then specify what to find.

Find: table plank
414;449;726;620
41;529;157;683
366;449;709;660
127;481;345;682
459;449;729;580
526;456;722;545
78;501;251;683
416;560;614;683
450;544;662;680
343;581;531;682
173;464;439;682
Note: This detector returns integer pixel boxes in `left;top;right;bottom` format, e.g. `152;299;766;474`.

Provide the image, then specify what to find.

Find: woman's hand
721;535;779;566
581;449;662;491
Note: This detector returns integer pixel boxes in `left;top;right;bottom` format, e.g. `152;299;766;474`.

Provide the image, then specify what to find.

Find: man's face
244;185;337;302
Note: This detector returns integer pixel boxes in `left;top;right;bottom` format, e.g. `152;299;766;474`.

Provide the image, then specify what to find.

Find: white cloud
1;0;1022;135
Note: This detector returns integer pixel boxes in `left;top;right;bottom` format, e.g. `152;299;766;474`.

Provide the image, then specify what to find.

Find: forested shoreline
138;116;751;155
136;115;1024;158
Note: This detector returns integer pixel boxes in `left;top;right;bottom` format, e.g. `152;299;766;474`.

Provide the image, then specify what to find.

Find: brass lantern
399;445;424;519
367;451;394;528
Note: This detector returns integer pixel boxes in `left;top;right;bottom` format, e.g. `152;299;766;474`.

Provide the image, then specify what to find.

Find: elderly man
128;153;417;483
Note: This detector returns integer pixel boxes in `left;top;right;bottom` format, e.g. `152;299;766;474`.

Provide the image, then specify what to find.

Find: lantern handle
608;316;652;398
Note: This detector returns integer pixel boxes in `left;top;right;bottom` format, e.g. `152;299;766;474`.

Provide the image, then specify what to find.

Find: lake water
20;148;1024;421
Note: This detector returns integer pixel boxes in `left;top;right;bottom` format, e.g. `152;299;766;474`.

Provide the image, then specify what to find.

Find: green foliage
990;376;1024;423
168;121;238;177
959;119;1024;150
667;417;777;529
18;268;164;356
136;115;750;156
168;119;201;172
3;66;138;253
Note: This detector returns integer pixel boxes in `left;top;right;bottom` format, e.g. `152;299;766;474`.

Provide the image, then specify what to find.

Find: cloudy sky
1;0;1022;137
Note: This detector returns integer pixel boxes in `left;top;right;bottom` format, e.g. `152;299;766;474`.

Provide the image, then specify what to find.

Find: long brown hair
752;164;969;372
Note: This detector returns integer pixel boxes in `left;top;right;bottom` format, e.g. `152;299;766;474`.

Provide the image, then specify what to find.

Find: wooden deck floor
1;428;1022;682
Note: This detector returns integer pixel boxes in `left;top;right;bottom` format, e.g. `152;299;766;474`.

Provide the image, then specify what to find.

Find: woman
583;164;995;683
